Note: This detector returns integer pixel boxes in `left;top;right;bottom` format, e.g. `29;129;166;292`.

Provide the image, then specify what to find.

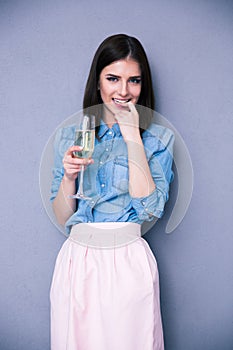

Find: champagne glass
70;115;95;199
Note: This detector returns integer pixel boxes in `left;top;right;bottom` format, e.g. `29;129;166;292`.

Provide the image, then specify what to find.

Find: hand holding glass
69;115;95;199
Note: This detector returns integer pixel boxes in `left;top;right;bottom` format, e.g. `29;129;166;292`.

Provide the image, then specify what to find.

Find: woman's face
99;58;142;111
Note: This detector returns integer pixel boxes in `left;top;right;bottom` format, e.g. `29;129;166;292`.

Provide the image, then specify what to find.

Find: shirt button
99;161;103;165
142;201;145;206
101;183;105;188
108;131;113;135
106;148;109;152
88;220;92;223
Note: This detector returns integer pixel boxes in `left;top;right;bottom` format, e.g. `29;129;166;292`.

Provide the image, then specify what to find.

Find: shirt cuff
131;187;166;221
50;167;64;202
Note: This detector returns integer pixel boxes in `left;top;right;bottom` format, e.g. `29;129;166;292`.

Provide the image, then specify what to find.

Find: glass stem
78;165;85;195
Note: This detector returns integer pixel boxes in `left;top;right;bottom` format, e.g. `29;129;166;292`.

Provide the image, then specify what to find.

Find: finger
127;101;137;113
66;145;84;156
65;163;90;175
114;111;133;125
104;102;129;117
114;109;131;118
65;167;81;174
72;157;93;165
64;158;93;166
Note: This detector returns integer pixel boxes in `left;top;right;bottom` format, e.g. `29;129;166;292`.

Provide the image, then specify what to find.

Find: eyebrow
105;74;141;79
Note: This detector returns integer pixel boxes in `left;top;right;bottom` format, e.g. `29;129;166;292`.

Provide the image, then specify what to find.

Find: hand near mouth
113;101;141;143
113;98;131;110
103;100;131;118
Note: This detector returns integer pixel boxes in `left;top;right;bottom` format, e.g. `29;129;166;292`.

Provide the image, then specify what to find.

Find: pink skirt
50;223;164;350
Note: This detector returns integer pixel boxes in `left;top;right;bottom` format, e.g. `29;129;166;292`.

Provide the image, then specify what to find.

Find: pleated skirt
50;222;164;350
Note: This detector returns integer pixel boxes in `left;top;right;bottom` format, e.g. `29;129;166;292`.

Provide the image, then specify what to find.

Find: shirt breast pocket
58;139;74;158
112;156;129;193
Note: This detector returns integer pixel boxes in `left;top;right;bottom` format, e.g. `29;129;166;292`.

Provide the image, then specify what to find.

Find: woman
50;34;174;350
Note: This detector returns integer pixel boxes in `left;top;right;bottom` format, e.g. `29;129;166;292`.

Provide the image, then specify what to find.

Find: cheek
132;86;141;99
100;83;114;100
99;86;107;101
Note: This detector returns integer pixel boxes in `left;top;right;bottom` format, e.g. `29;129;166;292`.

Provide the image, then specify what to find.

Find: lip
113;98;131;105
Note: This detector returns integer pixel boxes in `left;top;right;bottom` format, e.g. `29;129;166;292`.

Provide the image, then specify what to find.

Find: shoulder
55;124;76;141
54;124;76;157
142;123;174;152
143;123;174;141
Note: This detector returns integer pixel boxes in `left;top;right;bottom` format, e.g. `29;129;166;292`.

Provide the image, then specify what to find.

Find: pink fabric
50;223;164;350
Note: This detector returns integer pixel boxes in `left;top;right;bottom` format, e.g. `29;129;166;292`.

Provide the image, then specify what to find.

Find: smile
113;98;131;105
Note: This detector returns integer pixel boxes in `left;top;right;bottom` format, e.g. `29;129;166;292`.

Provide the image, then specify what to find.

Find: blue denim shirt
51;121;174;234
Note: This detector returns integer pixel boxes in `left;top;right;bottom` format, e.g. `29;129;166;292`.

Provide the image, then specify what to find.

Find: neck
102;104;116;128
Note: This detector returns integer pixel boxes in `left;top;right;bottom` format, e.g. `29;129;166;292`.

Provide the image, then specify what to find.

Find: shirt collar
98;120;121;138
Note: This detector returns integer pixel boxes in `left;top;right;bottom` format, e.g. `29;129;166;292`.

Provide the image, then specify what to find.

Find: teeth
114;98;129;104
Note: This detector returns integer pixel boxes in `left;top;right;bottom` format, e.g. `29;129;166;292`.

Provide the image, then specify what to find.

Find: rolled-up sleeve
50;126;75;202
50;128;64;202
131;126;174;221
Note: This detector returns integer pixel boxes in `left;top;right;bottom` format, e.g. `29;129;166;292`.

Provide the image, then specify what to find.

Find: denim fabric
51;121;174;234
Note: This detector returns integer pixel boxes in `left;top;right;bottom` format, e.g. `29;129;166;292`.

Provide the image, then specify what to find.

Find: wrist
124;131;142;145
63;173;76;183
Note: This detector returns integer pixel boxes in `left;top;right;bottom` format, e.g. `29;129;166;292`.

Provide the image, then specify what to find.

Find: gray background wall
0;0;232;349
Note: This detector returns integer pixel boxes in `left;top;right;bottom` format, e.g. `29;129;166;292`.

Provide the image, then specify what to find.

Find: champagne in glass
70;115;95;199
73;129;95;159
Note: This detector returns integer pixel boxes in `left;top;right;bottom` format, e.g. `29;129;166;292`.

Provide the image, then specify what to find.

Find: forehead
101;58;141;75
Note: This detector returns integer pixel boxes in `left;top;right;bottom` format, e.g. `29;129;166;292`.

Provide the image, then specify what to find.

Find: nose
118;80;129;96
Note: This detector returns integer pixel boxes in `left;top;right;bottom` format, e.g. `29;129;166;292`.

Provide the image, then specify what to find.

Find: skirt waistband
69;222;141;249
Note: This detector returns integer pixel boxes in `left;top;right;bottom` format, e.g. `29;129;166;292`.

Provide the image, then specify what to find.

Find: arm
51;130;93;226
114;102;174;220
52;163;76;226
114;102;155;197
126;133;155;197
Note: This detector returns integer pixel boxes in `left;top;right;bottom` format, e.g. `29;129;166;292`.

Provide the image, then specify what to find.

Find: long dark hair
83;34;155;133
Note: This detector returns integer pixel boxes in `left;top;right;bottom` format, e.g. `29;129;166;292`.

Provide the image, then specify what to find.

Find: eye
129;78;141;84
106;77;118;82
